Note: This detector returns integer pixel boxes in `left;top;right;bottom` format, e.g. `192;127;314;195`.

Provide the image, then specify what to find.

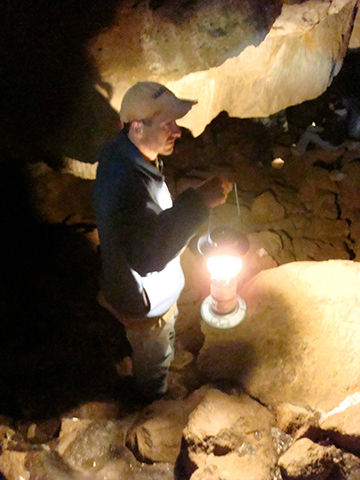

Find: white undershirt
137;182;185;317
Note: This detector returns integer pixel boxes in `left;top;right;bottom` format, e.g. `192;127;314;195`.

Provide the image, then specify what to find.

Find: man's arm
127;177;232;275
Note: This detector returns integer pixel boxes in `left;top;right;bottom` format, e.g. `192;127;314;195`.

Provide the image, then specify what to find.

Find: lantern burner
201;294;247;329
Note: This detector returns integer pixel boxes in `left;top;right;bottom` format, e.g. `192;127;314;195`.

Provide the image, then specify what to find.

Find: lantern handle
233;182;241;217
207;182;240;236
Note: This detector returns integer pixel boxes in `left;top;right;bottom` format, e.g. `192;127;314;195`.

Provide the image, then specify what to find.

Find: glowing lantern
198;226;249;329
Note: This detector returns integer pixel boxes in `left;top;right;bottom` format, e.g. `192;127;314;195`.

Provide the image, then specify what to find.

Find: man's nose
171;121;181;137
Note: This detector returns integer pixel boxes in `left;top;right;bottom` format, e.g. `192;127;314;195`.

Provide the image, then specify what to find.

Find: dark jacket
93;131;209;318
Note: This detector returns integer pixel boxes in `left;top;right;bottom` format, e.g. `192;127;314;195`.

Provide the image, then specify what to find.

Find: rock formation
90;0;359;136
2;1;360;479
197;260;360;412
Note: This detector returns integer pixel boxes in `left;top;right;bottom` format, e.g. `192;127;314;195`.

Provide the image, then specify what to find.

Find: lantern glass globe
206;255;242;281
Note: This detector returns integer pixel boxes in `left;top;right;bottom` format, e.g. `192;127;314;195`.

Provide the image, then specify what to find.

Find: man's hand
195;177;233;209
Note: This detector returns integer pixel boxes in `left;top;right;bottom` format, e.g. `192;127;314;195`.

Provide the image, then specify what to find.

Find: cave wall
2;0;359;165
90;0;360;137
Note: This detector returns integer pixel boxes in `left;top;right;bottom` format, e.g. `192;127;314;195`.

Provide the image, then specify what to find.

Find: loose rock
177;388;276;480
278;437;336;480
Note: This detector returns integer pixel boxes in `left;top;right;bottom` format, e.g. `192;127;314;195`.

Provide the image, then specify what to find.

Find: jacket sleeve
125;184;210;276
94;158;151;317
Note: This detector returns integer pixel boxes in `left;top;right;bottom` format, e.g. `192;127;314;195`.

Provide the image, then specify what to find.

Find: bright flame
207;255;242;280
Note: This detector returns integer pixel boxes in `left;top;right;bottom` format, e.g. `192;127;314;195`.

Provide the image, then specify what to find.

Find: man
93;81;232;402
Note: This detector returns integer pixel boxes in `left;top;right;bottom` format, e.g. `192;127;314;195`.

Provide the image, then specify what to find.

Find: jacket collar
118;131;164;180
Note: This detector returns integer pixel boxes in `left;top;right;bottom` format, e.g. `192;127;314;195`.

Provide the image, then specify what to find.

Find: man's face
141;116;182;159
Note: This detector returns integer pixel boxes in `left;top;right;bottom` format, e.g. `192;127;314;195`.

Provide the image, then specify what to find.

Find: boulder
56;418;129;472
0;451;28;480
23;418;61;444
338;452;360;479
276;402;320;441
188;454;272;480
320;403;360;455
251;191;285;223
0;425;16;452
90;0;358;136
197;260;360;412
126;388;208;464
68;400;123;421
24;449;175;480
304;217;350;239
292;237;350;261
177;388;276;480
278;437;336;480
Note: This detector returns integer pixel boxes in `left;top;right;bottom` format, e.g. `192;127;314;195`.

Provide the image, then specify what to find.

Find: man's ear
130;120;144;138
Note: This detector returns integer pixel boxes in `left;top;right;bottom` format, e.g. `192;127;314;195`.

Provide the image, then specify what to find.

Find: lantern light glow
198;231;248;328
206;255;242;281
197;210;249;328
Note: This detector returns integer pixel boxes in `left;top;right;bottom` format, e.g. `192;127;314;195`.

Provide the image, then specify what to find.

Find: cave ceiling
90;0;360;137
2;0;360;163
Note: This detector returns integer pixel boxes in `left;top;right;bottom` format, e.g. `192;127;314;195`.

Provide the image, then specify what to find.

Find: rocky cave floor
1;101;360;479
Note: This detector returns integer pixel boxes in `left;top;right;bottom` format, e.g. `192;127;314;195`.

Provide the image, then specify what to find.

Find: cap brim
160;98;197;121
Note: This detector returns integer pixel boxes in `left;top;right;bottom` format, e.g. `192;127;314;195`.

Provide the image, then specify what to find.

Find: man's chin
160;146;175;156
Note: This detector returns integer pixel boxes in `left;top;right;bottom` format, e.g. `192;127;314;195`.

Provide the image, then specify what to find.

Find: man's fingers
195;176;234;208
222;180;233;195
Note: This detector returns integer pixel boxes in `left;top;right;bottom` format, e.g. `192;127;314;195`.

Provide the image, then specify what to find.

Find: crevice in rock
346;233;355;244
344;240;356;260
242;389;276;414
322;431;360;458
268;228;284;241
349;157;360;164
334;192;342;220
212;444;232;456
344;218;357;259
313;155;344;171
125;432;155;465
174;437;198;480
277;228;294;245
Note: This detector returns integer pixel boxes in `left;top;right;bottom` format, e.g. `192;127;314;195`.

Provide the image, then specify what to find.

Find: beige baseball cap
120;81;197;123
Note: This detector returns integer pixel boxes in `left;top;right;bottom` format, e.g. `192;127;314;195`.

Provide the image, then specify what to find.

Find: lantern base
200;295;247;329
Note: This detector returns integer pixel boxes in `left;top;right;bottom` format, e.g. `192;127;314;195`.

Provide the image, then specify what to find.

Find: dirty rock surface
90;0;358;136
197;260;360;412
1;98;360;479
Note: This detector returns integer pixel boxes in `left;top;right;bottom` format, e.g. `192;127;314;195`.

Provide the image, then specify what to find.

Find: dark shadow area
166;111;277;179
0;0;132;421
195;286;305;398
331;48;360;98
286;49;360;146
0;0;122;166
0;157;132;420
149;0;282;39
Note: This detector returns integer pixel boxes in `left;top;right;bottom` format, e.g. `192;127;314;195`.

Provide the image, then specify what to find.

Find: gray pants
125;303;178;400
97;292;178;400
